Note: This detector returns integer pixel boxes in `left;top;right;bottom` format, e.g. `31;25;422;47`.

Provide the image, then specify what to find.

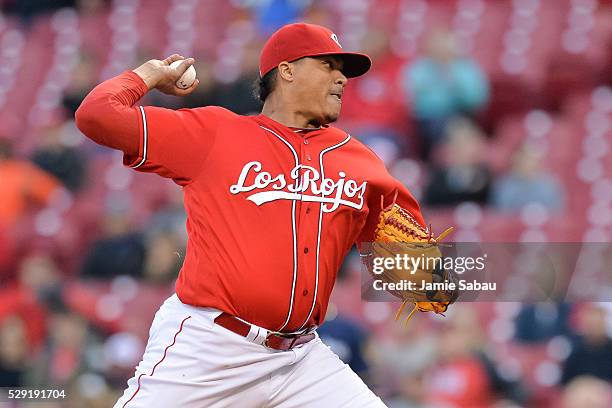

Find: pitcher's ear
277;61;295;83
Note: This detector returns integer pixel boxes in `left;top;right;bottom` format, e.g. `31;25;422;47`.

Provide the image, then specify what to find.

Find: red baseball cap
259;23;372;78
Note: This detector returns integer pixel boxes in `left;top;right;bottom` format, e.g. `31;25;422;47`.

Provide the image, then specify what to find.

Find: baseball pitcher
76;23;449;408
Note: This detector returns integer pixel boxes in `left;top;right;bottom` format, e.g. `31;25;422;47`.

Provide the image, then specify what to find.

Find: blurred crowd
0;0;611;406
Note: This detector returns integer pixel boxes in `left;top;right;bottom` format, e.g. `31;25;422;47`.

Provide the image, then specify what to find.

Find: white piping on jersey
298;134;351;331
292;127;322;132
131;106;148;169
246;191;363;210
259;125;299;332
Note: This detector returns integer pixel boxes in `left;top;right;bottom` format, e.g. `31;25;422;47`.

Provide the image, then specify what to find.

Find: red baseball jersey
76;72;426;332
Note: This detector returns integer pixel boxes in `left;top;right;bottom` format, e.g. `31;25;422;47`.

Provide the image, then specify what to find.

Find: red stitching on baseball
122;315;192;407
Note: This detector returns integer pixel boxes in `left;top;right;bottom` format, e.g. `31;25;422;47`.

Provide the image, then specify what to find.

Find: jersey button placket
298;136;315;310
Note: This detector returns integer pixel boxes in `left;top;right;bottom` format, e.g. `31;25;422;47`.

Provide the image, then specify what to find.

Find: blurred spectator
424;306;527;408
29;312;93;387
0;139;66;229
103;331;144;388
219;42;264;115
0;315;29;387
515;303;573;343
386;373;428;408
1;0;76;23
403;29;489;159
182;44;262;114
318;253;371;379
62;55;97;118
374;318;437;408
318;312;370;378
147;186;187;244
423;118;492;207
253;0;309;36
75;0;108;15
562;376;612;408
0;251;63;353
18;251;63;310
0;293;46;355
81;206;145;279
142;230;182;285
32;121;87;192
491;145;565;213
67;375;121;408
340;30;410;149
301;3;332;27
562;304;612;384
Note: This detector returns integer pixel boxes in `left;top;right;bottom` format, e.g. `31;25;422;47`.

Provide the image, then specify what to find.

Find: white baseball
169;60;197;89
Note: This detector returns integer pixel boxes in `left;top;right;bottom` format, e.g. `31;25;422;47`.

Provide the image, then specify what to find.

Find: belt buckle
263;331;290;350
263;326;317;350
264;333;299;351
263;332;280;350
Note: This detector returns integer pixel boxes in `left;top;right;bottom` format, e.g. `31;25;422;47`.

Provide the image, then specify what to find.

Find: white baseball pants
114;294;386;408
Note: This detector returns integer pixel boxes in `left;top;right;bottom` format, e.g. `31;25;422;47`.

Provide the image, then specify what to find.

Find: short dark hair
253;68;277;103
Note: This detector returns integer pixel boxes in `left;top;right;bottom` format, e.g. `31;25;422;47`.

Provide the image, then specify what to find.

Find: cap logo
330;33;342;48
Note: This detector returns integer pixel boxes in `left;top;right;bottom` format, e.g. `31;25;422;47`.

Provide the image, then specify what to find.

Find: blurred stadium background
1;0;612;406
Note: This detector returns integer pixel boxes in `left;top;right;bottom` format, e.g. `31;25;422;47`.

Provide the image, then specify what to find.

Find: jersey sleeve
123;105;219;185
394;179;426;226
356;172;426;244
24;162;61;204
76;70;219;185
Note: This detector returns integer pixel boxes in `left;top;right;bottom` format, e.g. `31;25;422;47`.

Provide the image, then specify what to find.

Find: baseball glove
366;196;458;325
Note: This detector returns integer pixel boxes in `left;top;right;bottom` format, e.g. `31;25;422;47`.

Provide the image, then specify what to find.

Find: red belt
214;313;316;351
